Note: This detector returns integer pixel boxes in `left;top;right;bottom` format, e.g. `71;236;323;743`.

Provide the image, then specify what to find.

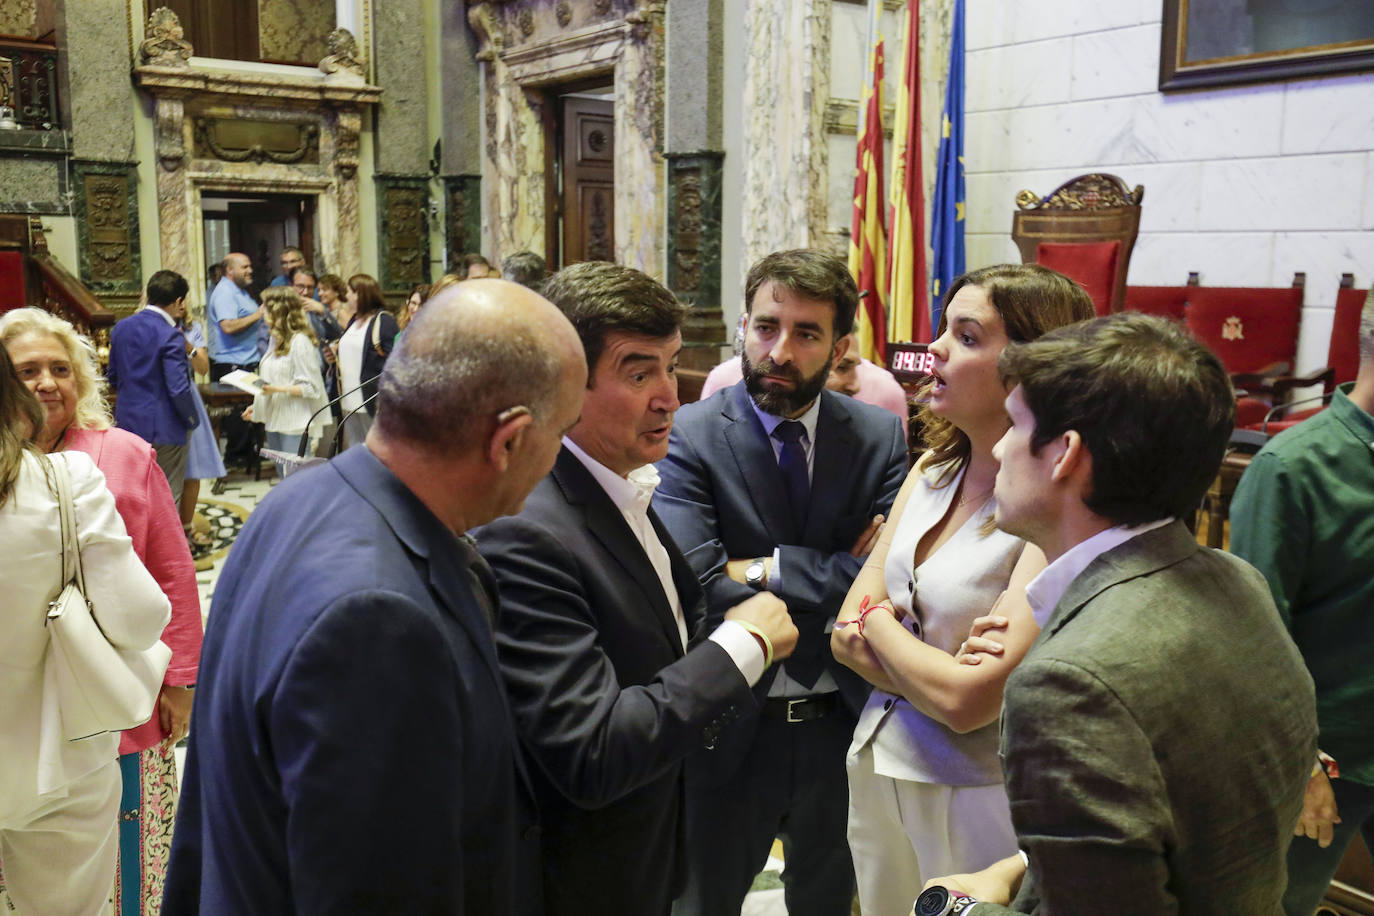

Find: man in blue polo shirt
209;251;264;469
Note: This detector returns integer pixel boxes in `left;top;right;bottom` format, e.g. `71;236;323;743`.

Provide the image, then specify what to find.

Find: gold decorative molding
1016;173;1145;211
193;117;320;165
824;98;894;138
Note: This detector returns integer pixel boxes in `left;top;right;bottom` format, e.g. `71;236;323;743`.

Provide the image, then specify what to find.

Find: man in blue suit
107;269;199;511
657;249;908;916
164;280;588;915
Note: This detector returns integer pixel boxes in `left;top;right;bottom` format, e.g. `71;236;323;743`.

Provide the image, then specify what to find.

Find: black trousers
210;360;260;466
673;704;857;916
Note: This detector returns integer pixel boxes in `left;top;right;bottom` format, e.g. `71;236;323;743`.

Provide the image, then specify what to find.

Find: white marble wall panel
1139;0;1163;25
964;232;1019;271
1129;232;1275;286
1126;162;1203;232
966;39;1073;113
1198;154;1364;232
828;133;858;236
1296;306;1336;373
1130;88;1284;162
1272;232;1374;297
1070;25;1160;101
1280;75;1374;155
829;3;902;103
966;0;1142;51
1364;151;1374;230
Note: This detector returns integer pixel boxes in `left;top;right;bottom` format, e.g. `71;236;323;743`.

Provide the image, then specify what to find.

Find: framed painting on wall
1160;0;1374;91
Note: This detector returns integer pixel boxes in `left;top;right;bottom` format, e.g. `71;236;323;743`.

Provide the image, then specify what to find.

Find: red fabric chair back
1035;241;1120;317
0;250;25;312
1329;285;1367;386
1183;285;1302;376
1123;285;1189;321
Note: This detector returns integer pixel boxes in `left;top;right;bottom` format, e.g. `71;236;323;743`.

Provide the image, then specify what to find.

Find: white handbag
44;454;172;742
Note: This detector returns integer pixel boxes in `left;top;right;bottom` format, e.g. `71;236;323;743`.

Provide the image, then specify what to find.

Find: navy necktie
773;420;810;533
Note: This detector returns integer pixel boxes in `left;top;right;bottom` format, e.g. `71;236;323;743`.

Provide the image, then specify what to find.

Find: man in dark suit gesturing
476;262;798;916
165;281;586;915
656;249;908;916
921;314;1317;915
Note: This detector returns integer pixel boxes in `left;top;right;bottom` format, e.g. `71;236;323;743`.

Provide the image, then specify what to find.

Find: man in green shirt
1231;287;1374;916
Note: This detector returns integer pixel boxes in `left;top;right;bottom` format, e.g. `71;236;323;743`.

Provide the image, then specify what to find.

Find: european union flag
930;0;965;333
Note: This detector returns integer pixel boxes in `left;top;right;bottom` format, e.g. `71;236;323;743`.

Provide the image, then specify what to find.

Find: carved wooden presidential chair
1011;173;1144;315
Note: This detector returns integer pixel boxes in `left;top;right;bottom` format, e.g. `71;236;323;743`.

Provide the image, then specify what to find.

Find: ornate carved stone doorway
467;0;665;277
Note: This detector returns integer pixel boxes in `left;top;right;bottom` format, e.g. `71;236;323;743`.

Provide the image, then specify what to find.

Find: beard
742;351;832;418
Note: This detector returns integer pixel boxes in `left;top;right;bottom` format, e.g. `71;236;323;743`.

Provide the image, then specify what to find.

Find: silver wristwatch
915;886;980;915
744;557;767;589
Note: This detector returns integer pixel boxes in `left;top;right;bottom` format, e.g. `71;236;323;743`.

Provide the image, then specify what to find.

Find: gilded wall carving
376;176;430;294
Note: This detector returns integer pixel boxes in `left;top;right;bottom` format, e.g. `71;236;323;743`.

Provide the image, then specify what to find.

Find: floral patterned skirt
114;745;179;916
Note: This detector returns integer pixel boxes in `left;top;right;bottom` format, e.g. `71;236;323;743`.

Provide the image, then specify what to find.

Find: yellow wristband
735;620;775;669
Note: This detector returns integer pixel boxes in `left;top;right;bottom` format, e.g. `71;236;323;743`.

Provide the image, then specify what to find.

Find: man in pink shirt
701;329;910;437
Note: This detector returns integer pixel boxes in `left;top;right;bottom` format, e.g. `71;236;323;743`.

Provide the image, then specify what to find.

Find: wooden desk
1201;450;1253;549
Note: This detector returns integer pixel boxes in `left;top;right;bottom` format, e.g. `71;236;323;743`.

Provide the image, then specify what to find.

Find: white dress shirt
1023;517;1174;628
563;439;765;685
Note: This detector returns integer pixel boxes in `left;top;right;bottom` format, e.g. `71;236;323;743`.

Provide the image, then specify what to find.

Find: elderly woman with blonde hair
0;307;202;916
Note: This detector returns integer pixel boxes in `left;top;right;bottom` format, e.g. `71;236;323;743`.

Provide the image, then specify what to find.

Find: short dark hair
743;249;858;341
146;269;189;307
291;267;317;284
999;313;1235;527
540;262;685;380
281;246;304;259
501;251;546;290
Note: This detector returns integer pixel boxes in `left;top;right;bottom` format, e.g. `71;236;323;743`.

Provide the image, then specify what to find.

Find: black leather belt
763;694;839;724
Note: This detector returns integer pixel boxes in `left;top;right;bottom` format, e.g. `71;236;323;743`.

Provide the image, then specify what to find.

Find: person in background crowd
242;287;326;461
177;307;224;562
1231;287;1374;916
0;309;195;916
207;252;263;471
657;249;908;916
501;251;547;291
164;280;586;915
106;270;199;514
830;265;1093;913
290;268;343;408
318;272;350;327
701;325;910;433
334;273;397;450
398;283;431;336
268;246;305;289
462;253;493;279
925;314;1316;914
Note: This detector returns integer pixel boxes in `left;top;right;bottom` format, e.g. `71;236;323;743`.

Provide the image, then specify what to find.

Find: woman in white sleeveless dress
831;264;1095;914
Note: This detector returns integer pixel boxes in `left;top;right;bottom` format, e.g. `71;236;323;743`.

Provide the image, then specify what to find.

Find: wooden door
560;96;614;266
225;197;304;300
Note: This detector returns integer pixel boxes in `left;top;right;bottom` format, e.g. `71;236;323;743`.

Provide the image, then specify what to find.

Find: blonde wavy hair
262;286;318;357
0;307;112;431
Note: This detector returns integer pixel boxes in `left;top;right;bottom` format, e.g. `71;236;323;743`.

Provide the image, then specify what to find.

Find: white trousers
846;743;1018;916
0;760;119;916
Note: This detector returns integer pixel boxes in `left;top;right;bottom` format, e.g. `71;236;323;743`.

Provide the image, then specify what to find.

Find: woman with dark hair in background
397;283;431;339
0;330;172;916
334;273;396;449
831;264;1095;913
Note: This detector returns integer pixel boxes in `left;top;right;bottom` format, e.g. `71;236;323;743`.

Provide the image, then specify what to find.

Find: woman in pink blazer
0;308;202;916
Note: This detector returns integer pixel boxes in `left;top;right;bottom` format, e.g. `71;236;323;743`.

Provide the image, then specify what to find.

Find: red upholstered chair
1012;173;1143;314
1183;273;1318;428
1123;274;1199;321
1035;241;1119;316
0;250;26;312
1257;274;1368;435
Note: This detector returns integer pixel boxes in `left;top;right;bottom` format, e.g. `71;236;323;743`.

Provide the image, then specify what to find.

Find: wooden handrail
29;251;114;329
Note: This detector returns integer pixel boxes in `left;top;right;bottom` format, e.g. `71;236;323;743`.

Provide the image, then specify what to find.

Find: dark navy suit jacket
655;383;907;777
107;308;198;445
475;448;753;915
164;446;541;915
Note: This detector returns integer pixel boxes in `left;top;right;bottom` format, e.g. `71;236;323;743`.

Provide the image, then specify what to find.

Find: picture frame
1159;0;1374;92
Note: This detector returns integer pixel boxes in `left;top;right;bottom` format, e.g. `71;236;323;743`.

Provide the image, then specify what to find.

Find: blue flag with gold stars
930;0;965;332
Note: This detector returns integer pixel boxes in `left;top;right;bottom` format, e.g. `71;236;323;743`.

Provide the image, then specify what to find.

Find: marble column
665;0;727;369
739;0;831;271
332;108;364;278
153;96;192;280
61;0;137;161
442;0;483;266
613;2;667;278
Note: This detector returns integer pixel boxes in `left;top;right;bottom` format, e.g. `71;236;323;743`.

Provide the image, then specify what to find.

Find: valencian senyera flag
887;0;930;344
930;0;966;333
847;0;888;364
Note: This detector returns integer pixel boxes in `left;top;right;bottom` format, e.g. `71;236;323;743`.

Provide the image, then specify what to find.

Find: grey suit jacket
979;521;1316;915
